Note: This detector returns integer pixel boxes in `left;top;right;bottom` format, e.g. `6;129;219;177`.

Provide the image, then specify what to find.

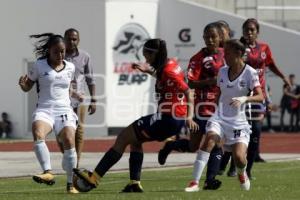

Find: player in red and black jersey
158;22;227;190
72;39;198;193
241;18;291;179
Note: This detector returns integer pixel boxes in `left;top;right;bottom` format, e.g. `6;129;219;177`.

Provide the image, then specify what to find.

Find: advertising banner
105;0;158;128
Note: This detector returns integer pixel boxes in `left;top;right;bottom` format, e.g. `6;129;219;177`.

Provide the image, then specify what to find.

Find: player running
18;33;78;194
241;18;291;179
158;22;228;190
185;39;264;192
73;38;198;193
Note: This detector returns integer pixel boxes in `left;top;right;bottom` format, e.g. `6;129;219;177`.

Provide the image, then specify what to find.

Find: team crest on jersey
239;80;246;88
167;79;174;86
174;66;182;74
43;72;49;76
261;51;266;59
67;71;72;78
203;56;213;69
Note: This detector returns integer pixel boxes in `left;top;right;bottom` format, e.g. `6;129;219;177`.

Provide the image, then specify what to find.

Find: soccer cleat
158;141;174;165
238;172;250;191
32;171;55;185
121;181;144;193
67;183;79;194
227;169;237;177
184;180;199;192
203;179;222;190
73;168;98;188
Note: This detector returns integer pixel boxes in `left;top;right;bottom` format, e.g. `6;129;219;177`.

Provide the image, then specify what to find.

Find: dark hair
143;39;168;79
64;28;80;38
225;39;246;57
239;36;246;45
242;18;260;33
30;33;64;59
216;20;234;38
289;74;295;78
203;22;222;36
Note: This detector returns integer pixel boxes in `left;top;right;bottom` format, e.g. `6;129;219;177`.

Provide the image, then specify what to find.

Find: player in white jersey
185;39;264;192
18;33;79;194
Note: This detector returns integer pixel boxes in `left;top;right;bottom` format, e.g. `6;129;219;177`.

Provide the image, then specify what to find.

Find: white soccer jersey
28;59;75;115
215;64;260;128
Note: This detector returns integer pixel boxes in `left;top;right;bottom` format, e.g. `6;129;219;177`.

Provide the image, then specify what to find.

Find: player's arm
230;86;263;107
132;63;156;77
245;86;264;102
184;88;199;133
265;45;291;88
18;75;34;92
84;57;97;105
268;63;291;88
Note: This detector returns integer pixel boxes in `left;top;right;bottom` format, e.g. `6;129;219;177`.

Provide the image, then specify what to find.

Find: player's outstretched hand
186;119;199;133
230;96;248;107
132;63;155;75
19;75;28;90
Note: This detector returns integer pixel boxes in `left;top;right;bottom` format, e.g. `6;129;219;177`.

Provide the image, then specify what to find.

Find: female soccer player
241;18;291;179
73;38;198;193
185;39;264;192
18;33;78;194
158;22;227;190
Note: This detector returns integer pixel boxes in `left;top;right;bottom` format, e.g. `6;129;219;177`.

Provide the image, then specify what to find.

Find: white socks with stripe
34;140;52;172
192;150;210;183
62;148;77;183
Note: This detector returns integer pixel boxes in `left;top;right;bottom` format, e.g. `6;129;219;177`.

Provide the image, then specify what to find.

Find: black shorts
133;113;185;142
193;117;208;134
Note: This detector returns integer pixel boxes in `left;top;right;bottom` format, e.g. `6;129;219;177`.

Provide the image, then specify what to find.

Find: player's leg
32;119;55;185
185;131;221;192
121;142;144;193
73;123;138;189
218;151;231;175
246;119;262;179
60;127;78;193
232;142;250;191
227;156;237;176
203;142;223;190
75;104;86;167
158;118;205;165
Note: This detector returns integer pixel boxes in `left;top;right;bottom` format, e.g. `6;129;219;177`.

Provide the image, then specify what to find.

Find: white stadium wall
0;0;299;138
0;0;106;138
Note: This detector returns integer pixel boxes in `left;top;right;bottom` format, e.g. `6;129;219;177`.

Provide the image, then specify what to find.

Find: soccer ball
73;173;94;192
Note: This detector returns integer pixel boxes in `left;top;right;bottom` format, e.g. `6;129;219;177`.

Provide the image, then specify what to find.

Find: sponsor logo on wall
113;23;150;85
175;28;196;64
175;28;195;48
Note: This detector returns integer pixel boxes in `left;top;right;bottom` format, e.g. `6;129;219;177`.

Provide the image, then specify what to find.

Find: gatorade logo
178;28;191;43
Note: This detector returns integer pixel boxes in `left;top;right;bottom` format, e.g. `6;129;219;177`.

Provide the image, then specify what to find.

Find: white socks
192;150;210;182
62;148;77;183
34;140;52;172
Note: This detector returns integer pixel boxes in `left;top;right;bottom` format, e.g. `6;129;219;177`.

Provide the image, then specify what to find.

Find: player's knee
202;134;218;152
62;135;75;149
32;130;46;141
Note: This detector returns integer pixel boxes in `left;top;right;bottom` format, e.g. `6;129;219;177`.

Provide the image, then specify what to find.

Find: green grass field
0;161;299;200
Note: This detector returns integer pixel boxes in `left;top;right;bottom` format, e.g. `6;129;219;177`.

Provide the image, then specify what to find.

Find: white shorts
206;115;251;147
32;108;78;135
